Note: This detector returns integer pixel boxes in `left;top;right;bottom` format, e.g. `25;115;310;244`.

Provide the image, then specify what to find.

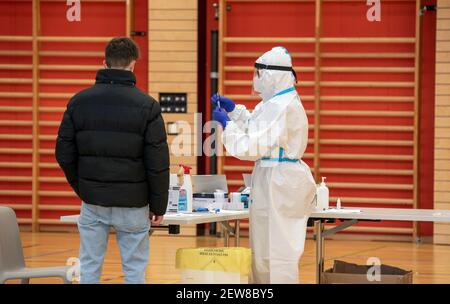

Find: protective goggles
254;62;297;82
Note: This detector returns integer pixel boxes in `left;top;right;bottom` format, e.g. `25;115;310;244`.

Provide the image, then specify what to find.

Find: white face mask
252;74;263;95
252;70;273;101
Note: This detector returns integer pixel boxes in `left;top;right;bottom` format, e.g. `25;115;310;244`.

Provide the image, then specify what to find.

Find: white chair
0;206;72;284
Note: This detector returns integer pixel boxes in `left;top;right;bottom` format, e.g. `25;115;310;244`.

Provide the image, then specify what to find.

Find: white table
309;207;450;284
61;207;450;284
60;210;250;247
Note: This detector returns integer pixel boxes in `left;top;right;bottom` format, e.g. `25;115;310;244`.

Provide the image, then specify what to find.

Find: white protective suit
222;47;317;284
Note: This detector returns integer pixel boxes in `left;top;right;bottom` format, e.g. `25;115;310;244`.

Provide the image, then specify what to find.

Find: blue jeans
77;202;150;284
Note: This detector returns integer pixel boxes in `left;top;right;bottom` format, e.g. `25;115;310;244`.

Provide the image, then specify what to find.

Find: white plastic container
316;177;329;211
211;190;226;211
167;186;180;212
166;174;180;213
231;192;241;204
226;192;244;210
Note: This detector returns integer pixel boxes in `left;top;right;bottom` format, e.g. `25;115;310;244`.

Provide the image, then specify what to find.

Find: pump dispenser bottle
316;177;329;211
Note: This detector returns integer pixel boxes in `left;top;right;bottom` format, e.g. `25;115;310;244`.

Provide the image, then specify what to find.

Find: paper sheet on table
325;208;361;214
218;210;248;214
164;213;203;218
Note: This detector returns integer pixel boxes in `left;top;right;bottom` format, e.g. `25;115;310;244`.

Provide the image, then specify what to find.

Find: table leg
235;219;240;247
314;220;325;284
223;221;230;247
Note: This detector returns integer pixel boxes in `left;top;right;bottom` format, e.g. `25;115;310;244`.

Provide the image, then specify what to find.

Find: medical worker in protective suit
212;46;317;284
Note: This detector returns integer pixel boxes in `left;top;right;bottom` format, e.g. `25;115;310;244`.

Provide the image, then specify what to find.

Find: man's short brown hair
105;37;139;68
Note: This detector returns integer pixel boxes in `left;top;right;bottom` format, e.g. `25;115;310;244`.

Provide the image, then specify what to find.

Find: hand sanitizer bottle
316;177;329;211
177;165;193;213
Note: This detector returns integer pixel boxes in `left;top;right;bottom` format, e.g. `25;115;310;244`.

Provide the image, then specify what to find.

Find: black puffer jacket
55;69;169;215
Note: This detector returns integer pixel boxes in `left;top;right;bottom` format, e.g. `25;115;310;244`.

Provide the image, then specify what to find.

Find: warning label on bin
176;247;251;275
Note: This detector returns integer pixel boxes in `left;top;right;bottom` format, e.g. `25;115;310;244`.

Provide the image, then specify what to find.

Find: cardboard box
322;260;413;284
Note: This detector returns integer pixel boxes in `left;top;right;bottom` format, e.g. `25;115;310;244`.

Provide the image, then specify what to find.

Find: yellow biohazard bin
176;247;252;284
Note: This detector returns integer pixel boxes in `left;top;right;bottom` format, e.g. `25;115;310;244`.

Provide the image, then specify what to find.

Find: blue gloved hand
211;93;236;112
212;107;230;129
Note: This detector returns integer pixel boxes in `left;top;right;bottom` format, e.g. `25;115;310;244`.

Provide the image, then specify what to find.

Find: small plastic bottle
316;177;329;211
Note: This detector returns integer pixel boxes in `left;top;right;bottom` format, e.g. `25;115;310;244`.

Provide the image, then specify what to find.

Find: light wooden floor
13;232;450;284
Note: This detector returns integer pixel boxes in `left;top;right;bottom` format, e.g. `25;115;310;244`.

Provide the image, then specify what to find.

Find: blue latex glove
211;93;236;112
212;107;230;129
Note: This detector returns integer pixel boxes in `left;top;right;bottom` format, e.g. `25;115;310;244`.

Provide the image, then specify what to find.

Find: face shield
253;68;262;79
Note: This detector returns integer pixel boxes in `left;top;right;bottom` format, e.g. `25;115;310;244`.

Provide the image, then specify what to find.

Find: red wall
0;0;148;223
0;0;436;236
201;0;436;237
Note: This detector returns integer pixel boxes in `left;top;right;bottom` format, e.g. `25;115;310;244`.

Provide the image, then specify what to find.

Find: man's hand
151;214;164;226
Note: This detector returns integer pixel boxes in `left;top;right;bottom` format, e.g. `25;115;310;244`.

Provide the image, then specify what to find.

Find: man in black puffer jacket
55;37;169;284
